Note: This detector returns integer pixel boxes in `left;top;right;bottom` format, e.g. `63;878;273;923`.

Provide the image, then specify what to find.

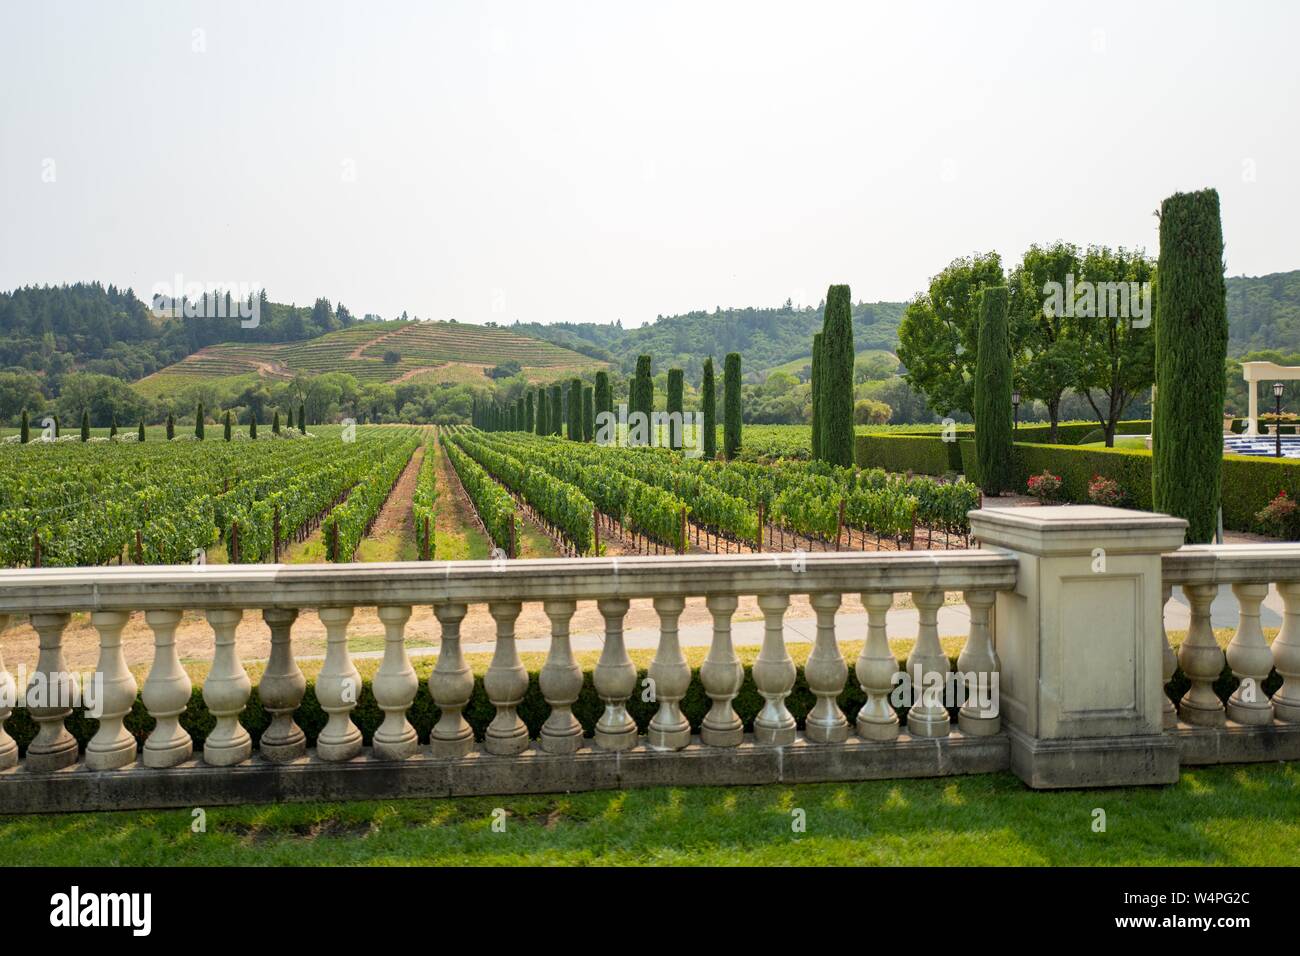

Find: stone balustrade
1;506;1299;813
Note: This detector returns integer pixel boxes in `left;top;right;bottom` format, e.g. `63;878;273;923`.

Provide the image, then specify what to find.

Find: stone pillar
647;595;690;750
540;600;584;754
969;505;1186;788
700;595;743;747
805;593;849;743
316;606;362;761
484;601;528;755
26;612;79;771
202;608;252;766
593;598;637;751
0;614;18;770
258;608;306;761
956;590;1000;736
142;609;192;768
86;610;138;770
855;592;899;741
905;589;949;738
753;593;795;745
430;603;474;757
1178;583;1225;727
1226;583;1274;725
373;605;418;759
1273;582;1300;723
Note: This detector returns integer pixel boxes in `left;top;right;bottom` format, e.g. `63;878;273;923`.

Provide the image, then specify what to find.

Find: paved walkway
312;583;1275;662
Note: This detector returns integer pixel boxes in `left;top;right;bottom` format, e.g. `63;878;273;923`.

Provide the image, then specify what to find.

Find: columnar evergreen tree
701;358;716;459
20;409;30;444
810;332;824;460
974;285;1013;494
723;352;742;460
594;370;611;420
568;378;583;439
138;419;145;442
53;414;59;438
224;410;233;442
298;403;306;435
196;403;205;440
582;385;594;441
273;410;281;434
110;414;118;438
166;412;174;440
536;387;548;435
286;406;294;430
525;391;535;432
249;415;258;440
517;397;525;431
667;368;684;451
632;355;653;445
550;384;562;436
80;410;90;442
1153;188;1228;543
820;285;855;466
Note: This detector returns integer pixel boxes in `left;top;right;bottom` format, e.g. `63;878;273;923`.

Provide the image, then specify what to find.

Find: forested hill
513;300;908;380
1227;271;1300;354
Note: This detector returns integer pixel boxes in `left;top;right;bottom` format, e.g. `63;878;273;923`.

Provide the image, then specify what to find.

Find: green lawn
2;764;1296;866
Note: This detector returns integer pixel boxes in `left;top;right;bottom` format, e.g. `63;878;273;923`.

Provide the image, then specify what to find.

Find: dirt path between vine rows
368;444;423;540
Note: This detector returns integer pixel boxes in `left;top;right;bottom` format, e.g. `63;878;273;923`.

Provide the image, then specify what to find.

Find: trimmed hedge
856;434;962;475
953;438;1300;536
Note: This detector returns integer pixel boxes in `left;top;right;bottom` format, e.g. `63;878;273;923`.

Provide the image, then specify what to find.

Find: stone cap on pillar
969;504;1188;557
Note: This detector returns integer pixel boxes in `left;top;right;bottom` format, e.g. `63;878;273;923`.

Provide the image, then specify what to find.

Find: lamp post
1275;382;1285;458
1011;390;1021;435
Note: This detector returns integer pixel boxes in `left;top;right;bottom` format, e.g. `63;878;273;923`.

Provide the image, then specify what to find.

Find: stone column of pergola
1242;360;1300;436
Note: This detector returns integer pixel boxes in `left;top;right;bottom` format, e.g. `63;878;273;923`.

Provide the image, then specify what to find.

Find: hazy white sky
2;0;1297;326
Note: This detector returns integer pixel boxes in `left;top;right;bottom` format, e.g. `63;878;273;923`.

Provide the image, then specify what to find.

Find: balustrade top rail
0;550;1019;614
1162;543;1300;586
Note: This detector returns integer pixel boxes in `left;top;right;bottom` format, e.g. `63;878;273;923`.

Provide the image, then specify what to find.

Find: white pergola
1241;360;1300;436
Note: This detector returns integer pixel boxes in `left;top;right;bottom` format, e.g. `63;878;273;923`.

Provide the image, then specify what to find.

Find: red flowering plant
1087;474;1125;507
1026;470;1062;503
1256;490;1300;540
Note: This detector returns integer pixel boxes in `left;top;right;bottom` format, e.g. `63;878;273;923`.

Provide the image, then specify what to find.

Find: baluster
753;593;796;745
258;608;306;761
86;610;138;770
856;592;899;740
805;593;849;743
540;600;583;754
0;614;17;769
26;613;79;771
430;603;474;756
594;598;637;750
484;601;528;755
700;595;743;747
1177;583;1225;727
1159;585;1178;729
142;609;192;767
203;608;252;766
906;589;950;738
956;590;1000;735
374;605;418;759
316;606;363;761
1226;583;1274;725
648;595;690;750
1273;581;1300;722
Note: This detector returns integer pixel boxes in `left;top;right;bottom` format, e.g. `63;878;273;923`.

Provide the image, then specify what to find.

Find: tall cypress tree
20;409;30;444
701;358;716;460
286;406;294;430
594;370;612;417
224;410;233;442
196;403;205;440
550;384;562;437
110;414;118;439
80;409;90;442
166;412;174;441
973;285;1013;494
298;403;306;435
632;355;653;445
525;391;535;432
667;368;684;451
138;419;146;442
810;332;824;461
273;410;281;434
821;285;855;466
1153;188;1228;543
537;386;548;435
723;352;742;460
249;414;258;440
582;385;594;441
568;378;582;439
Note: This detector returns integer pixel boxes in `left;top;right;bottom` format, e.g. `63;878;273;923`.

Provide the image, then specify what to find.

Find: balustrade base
0;732;1009;815
1170;719;1300;766
1006;726;1180;789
